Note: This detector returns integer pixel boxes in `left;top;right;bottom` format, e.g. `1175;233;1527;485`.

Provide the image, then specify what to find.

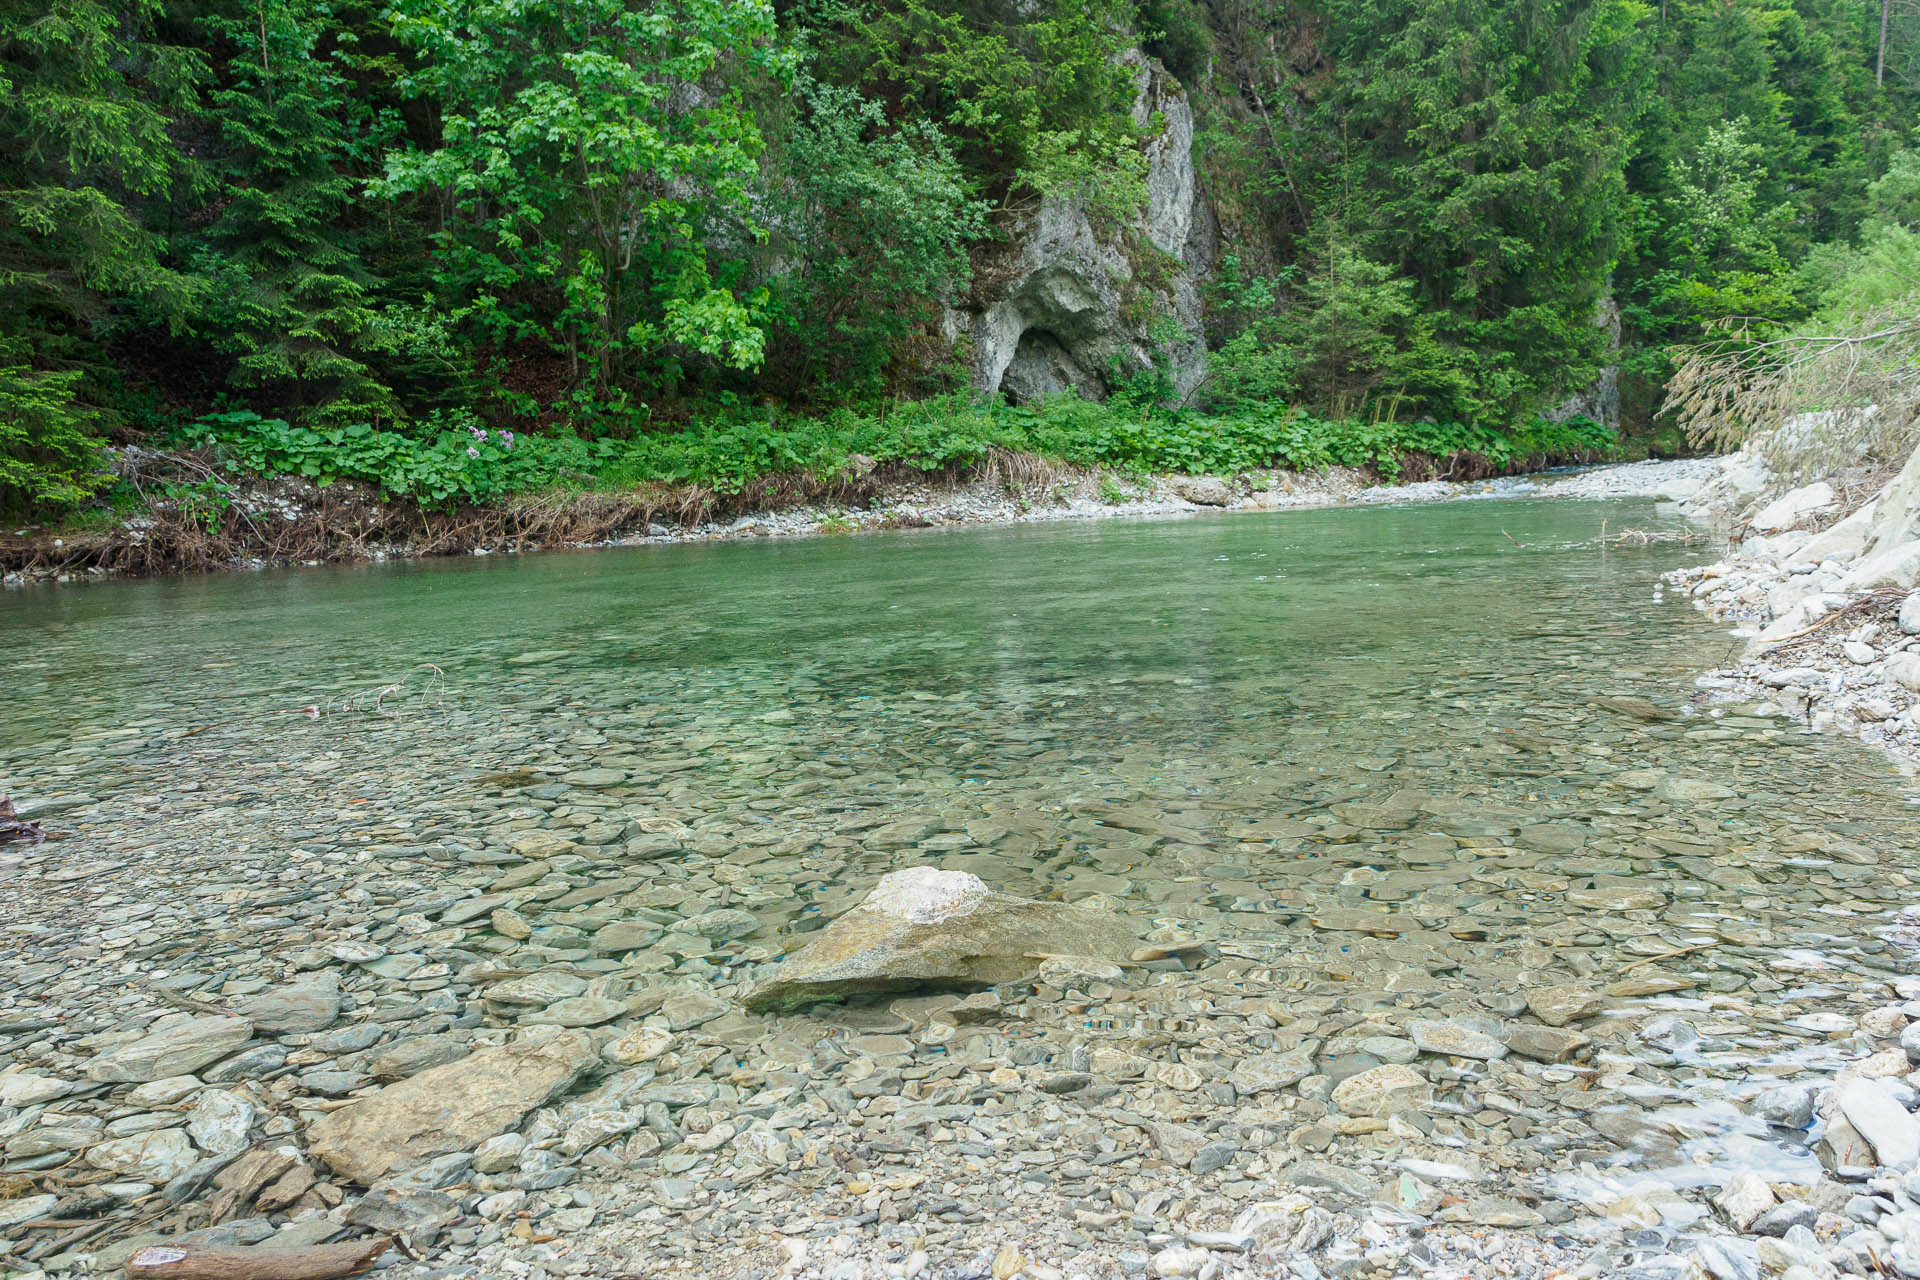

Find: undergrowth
178;398;1618;510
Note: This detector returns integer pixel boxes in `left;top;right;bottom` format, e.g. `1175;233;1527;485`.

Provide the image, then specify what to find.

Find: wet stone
234;972;341;1035
85;1016;254;1084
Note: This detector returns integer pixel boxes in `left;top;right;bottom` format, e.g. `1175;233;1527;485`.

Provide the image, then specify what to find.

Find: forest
6;0;1920;517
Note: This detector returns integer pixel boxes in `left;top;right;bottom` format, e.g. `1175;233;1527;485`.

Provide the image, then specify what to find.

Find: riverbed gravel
7;455;1920;1280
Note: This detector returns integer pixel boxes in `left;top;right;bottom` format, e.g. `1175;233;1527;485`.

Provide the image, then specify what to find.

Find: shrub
181;395;1618;512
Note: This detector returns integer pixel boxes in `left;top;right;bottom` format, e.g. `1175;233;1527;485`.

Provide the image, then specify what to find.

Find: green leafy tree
806;0;1143;211
1305;0;1649;425
376;0;782;413
762;81;988;400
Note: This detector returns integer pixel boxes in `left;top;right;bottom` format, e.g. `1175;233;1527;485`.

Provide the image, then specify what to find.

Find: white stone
1844;641;1878;664
185;1089;255;1155
1889;653;1920;694
1860;443;1920;557
1836;1078;1920;1167
471;1132;528;1174
85;1016;253;1084
1330;1064;1432;1117
1901;591;1920;635
603;1027;675;1065
0;1194;59;1228
1715;1170;1777;1230
0;1073;77;1107
84;1127;198;1182
1839;540;1920;592
864;867;992;923
126;1076;204;1107
1750;482;1836;533
1790;499;1879;565
1150;1246;1210;1278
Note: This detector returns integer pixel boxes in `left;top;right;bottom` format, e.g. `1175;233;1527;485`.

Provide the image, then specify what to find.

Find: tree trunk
1881;0;1892;87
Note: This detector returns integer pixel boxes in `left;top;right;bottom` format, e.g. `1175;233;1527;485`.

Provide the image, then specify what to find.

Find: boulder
742;867;1135;1011
1837;541;1920;592
1748;482;1835;533
1172;476;1233;507
1788;498;1878;565
1861;442;1920;556
1835;1079;1920;1168
305;1031;597;1184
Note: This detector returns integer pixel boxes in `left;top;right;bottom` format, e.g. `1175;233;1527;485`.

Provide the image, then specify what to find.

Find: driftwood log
125;1238;388;1280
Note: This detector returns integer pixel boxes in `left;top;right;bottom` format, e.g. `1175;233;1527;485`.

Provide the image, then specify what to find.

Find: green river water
5;494;1920;1238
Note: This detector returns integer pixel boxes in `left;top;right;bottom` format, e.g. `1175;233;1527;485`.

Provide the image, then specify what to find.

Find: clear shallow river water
6;495;1920;1249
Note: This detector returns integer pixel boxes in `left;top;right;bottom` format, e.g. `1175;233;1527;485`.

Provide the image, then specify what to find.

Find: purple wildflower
466;446;480;458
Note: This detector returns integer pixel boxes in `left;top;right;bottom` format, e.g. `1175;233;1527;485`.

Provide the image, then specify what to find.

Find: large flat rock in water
85;1015;254;1084
306;1031;596;1184
743;867;1135;1012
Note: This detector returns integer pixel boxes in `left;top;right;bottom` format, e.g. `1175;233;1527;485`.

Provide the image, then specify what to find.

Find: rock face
305;1031;597;1184
1547;296;1622;430
951;52;1212;405
742;868;1135;1011
1845;442;1920;589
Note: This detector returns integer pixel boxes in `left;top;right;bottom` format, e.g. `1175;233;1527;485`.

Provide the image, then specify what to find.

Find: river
3;494;1917;1277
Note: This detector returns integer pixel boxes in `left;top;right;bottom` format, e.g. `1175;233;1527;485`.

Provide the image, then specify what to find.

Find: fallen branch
126;1238;389;1280
1751;588;1908;652
1623;942;1717;971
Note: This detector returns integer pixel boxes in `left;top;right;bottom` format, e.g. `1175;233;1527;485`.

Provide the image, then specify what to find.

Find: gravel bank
6;455;1717;587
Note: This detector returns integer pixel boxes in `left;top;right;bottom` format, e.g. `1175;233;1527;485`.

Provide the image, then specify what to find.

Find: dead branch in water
0;795;46;842
1604;528;1708;546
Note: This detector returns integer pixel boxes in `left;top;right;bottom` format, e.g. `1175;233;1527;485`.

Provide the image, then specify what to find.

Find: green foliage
7;0;1919;516
808;0;1143;207
1138;0;1213;86
0;339;112;514
1301;0;1649;426
375;0;782;408
191;395;1618;511
762;80;988;399
0;0;204;508
191;0;397;426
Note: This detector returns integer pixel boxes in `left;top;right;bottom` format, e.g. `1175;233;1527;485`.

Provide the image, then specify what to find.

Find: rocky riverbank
4;453;1718;587
1662;445;1920;775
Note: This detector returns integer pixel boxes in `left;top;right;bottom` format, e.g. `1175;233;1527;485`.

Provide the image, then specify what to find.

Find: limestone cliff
948;53;1214;404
